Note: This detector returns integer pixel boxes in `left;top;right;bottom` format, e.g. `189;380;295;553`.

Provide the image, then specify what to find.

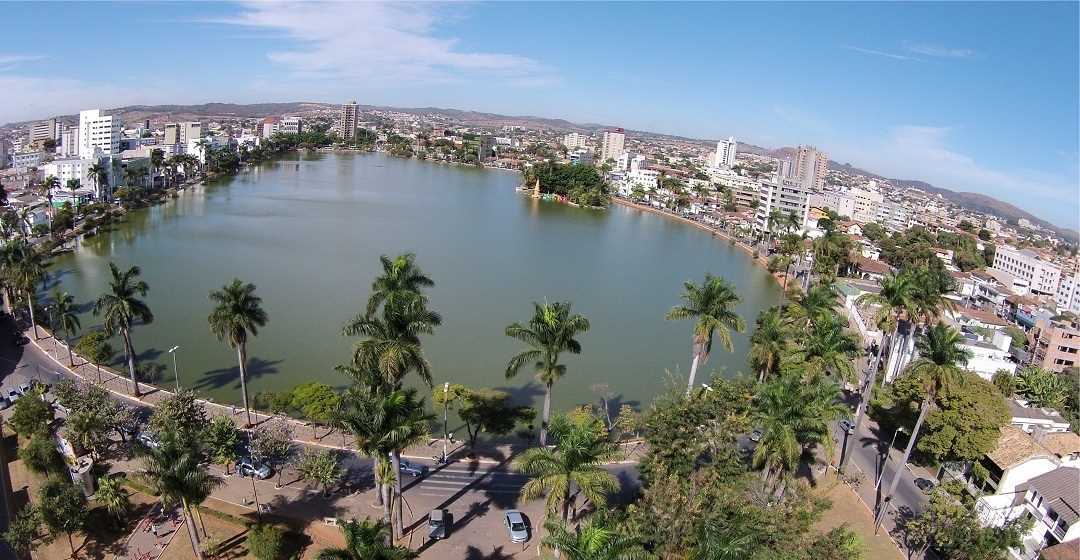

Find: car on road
839;419;855;435
17;383;31;396
136;431;161;450
236;458;272;480
399;459;428;477
428;509;449;540
504;510;529;543
914;478;936;493
749;428;763;442
6;389;20;404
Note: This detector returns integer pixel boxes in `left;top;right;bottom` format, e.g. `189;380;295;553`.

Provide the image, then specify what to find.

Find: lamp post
442;382;449;464
875;426;905;489
168;345;180;392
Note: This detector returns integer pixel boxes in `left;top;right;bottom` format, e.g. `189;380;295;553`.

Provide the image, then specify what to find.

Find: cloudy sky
1;2;1077;227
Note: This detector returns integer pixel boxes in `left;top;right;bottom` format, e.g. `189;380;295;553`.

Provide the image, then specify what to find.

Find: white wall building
562;133;586;150
960;331;1016;380
992;245;1062;296
599;129;625;163
755;174;811;233
1055;269;1080;314
280;116;302;135
713;136;737;168
78;109;121;158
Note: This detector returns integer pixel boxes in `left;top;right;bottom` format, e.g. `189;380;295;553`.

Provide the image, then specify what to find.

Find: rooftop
986;425;1054;469
1020;467;1080;525
1009;400;1068;424
1039;432;1080;459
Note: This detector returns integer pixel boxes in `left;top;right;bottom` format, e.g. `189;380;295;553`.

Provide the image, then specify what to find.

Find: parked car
236;458;272;480
399;459;428;477
6;389;20;404
136;431;161;450
17;383;31;396
504;510;529;543
428;509;449;540
749;428;763;442
839;419;855;435
914;478;936;493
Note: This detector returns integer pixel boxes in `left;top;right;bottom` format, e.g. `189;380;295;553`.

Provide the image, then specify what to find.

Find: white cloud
211;2;553;87
844;46;922;62
903;42;976;59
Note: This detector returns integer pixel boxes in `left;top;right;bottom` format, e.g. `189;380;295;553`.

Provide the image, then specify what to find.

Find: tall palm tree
749;308;786;383
783;281;838;329
335;380;394;520
87;162;107;199
541;517;646;560
142;429;221;560
51;289;80;366
365;253;438;319
875;323;971;529
92;263;153;397
40;175;58;222
752;373;845;493
666;274;745;395
505;301;591;446
316;518;414;560
65;179;81;210
345;297;439;388
208;279;268;427
1;238;46;339
793;314;859;382
516;415;619;523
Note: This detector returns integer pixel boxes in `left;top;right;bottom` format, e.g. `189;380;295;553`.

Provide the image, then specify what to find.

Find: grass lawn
814;480;904;560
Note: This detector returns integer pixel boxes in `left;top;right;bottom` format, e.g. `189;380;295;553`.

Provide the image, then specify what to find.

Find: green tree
1;238;46;338
94;475;130;527
541;516;646;560
991;370;1016;397
74;330;115;383
65;407;110;460
457;388;535;447
204;415;242;474
1014;366;1070;409
315;518;414;560
788;314;859;382
247;524;285;560
92;262;153;397
9;390;55;437
364;253;437;319
142;430;222;560
149;389;209;445
50;289;81;366
666;274;745;395
516;413;620;523
87;162;107;197
505;301;591;446
335;382;397;523
899;484;1028;559
208;279;269;427
2;505;45;556
19;434;65;475
294;449;343;497
877;323;971;528
37;477;88;557
289;382;341;438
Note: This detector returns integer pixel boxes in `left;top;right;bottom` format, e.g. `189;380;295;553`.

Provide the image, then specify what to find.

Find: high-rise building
280;116;302;135
991;245;1062;296
339;101;359;140
58;127;78;157
1056;269;1080;314
714;137;737;168
755;167;811;233
29;118;58;144
164;123;180;145
790;145;827;190
562;133;586;150
599;128;625;163
261;117;280;139
182;122;202;144
1032;317;1079;373
78;109;121;158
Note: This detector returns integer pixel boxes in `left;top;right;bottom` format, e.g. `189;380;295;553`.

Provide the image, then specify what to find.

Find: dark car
428;509;449;540
838;419;855;435
914;478;936;493
400;459;428;477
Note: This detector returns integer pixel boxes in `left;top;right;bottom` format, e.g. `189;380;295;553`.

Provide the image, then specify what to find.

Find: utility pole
442;382;449;463
168;345;180;392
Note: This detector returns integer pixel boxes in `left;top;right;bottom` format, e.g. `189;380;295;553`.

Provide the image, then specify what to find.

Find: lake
50;152;779;413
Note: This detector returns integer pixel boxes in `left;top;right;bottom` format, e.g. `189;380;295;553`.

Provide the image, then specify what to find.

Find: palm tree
505;301;591;446
666;274;745;395
64;179;81;210
40;175;58;222
752;373;845;493
1;238;46;339
150;148;165;189
541;517;646;560
365;253;438;319
208;279;268;427
335;381;395;521
783;281;838;329
794;314;859;382
87;162;107;199
316;518;414;560
51;289;80;366
516;415;619;523
875;323;970;529
749;308;786;383
92;263;153;397
142;430;221;560
93;475;130;528
345;297;439;388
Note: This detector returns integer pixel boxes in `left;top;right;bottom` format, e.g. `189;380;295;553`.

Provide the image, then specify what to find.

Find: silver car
237;458;272;480
504;510;529;543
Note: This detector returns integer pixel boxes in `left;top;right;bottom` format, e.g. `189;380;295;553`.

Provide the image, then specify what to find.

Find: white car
236;458;272;480
504;510;529;543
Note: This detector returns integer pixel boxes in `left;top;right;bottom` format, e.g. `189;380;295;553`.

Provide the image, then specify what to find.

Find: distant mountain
4;101;1073;239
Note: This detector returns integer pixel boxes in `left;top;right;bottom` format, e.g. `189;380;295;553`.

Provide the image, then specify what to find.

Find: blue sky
2;2;1077;228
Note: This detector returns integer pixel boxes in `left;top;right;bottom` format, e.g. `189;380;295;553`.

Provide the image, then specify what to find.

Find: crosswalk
406;466;529;497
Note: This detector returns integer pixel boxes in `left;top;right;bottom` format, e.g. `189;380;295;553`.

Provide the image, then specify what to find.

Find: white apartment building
755;176;811;233
58;127;78;157
790;145;828;190
280;116;302;135
992;245;1062;296
710;168;760;208
562;133;586;150
12;151;43;169
261;117;280;139
41;157;105;199
599;129;625;163
959;331;1016;380
820;191;856;218
78;109;121;158
1055;270;1080;314
713;136;737;168
619;168;660;197
339;101;359;140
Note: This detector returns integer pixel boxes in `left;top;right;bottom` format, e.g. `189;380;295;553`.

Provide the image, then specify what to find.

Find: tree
666;274;745;395
2;505;45;556
899;484;1029;559
315;518;414;560
1014;366;1070;409
247;524;285;560
516;413;620;523
789;313;859;382
1;238;46;338
365;253;437;319
149;389;209;445
784;281;839;329
87;162;107;197
93;263;153;397
991;370;1016;397
614;404;643;439
19;434;65;474
74;330;115;383
94;475;130;527
208;279;269;427
37;477;88;557
142;429;222;560
877;322;971;528
541;517;646;560
249;420;294;488
505;301;591;446
294;449;343;496
51;290;81;366
9;390;55;436
65;408;110;460
345;296;440;389
457;388;535;447
289;382;341;438
204;415;242;474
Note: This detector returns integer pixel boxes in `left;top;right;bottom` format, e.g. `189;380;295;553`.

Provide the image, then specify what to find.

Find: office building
58;127;78;157
755;174;811;233
714;137;737;168
1032;317;1079;373
339;101;359;140
790;145;828;190
1056;270;1080;314
562;133;586;150
12;151;43;169
991;245;1062;296
78;109;121;158
599;129;625;163
29;118;58;144
280;116;302;135
0;139;9;168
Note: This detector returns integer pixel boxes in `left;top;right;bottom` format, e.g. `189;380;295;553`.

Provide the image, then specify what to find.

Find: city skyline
0;1;1077;226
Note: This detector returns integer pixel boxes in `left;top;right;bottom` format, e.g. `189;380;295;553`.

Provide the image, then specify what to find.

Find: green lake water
49;152;779;412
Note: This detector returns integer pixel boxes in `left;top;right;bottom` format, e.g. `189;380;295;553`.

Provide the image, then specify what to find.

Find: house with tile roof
977;466;1080;559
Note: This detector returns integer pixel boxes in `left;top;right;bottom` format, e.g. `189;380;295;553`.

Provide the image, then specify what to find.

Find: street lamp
442;382;450;464
168;345;180;392
875;426;905;489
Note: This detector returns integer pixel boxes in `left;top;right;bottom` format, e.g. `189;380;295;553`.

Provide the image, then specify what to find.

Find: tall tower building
714;137;737;168
29;118;58;144
791;145;827;190
339;101;359;140
600;128;625;163
78;109;121;158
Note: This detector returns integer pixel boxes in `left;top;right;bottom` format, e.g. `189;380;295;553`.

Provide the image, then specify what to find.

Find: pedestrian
151;523;158;537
